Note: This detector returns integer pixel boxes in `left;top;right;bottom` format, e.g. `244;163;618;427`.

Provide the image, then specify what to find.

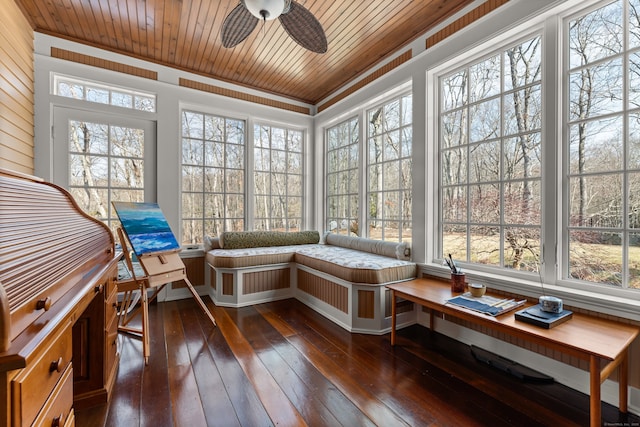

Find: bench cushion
294;245;417;284
206;244;321;269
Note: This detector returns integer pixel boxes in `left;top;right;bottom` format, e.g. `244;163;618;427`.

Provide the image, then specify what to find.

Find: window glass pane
255;148;270;171
470;55;501;102
569;116;624;174
226;144;244;169
469;226;500;265
469;98;500;142
227;120;245;144
181;166;202;192
504;37;542;90
134;95;156;112
441;110;467;149
569;59;623;121
504;85;542;135
442;148;467;185
226;169;244;193
111;158;144;188
469;141;500;183
569;1;623;69
204;168;224;193
569;174;623;228
183;112;203;138
111;126;144;157
569;231;622;285
504;180;541;225
443;224;467;261
182;139;203;165
470;183;500;224
504;227;540;271
441;71;468;111
69;121;108;154
111;91;133;108
504;133;542;179
57;81;84;99
86;86;109;104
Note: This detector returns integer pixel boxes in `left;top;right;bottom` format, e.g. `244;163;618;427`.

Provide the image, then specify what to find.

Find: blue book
515;304;573;329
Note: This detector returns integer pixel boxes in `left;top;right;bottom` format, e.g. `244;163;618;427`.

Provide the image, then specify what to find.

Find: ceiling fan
221;0;327;53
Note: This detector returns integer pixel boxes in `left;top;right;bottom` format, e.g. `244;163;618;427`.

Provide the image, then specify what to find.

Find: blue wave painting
112;202;181;256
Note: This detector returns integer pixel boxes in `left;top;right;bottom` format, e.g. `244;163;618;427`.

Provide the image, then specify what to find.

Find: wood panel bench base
207;263;416;335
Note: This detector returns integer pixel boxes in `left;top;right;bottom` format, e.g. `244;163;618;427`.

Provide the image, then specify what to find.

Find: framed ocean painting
112;202;181;256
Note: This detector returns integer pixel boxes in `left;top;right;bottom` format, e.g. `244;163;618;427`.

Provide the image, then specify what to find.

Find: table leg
619;350;629;413
390;290;397;346
589;355;601;427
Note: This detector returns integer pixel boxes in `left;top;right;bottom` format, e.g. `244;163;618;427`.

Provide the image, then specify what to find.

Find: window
54;75;156;112
439;36;542;271
254;124;304;231
326;117;359;235
367;94;413;243
566;0;640;288
181;111;246;245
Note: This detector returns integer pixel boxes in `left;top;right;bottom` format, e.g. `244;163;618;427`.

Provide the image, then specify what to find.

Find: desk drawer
32;364;74;427
12;323;72;426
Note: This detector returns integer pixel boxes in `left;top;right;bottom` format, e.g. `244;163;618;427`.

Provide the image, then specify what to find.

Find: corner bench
205;231;417;334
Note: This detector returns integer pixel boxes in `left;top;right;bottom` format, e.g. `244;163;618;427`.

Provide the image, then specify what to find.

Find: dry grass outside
443;232;640;289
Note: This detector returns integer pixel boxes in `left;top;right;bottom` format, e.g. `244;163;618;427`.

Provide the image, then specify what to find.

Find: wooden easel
116;227;216;364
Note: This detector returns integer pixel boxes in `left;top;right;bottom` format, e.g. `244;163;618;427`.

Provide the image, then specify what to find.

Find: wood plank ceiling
15;0;474;105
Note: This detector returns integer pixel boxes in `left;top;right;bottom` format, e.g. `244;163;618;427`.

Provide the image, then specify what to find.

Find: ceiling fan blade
279;1;327;53
221;4;259;48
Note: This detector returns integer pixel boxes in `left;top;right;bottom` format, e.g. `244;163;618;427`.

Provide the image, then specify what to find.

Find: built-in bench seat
205;231;417;334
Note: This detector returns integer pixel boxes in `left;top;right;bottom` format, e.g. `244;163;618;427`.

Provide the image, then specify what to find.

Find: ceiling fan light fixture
243;0;287;21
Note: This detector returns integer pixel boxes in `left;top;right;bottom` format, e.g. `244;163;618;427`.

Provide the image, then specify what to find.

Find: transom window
54;75;156;112
439;35;542;271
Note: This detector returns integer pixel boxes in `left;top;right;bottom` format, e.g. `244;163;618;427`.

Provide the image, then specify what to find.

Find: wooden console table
387;277;640;427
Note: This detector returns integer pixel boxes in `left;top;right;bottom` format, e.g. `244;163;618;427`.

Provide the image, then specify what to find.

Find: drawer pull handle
36;297;52;311
49;356;63;373
51;413;63;427
95;284;104;293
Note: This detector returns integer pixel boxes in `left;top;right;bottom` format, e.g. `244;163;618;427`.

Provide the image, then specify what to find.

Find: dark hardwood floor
76;297;639;426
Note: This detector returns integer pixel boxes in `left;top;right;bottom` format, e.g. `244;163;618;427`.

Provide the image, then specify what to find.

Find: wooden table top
388;278;640;362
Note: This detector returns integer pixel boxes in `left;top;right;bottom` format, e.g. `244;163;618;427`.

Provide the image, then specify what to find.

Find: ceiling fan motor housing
243;0;289;21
